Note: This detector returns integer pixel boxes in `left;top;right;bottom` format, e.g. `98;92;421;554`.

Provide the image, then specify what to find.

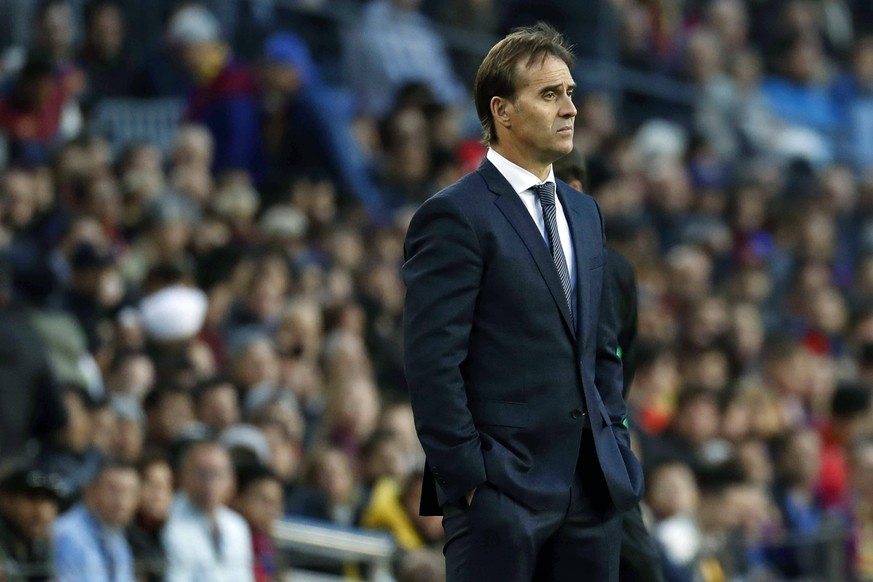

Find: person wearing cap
0;466;64;581
63;242;124;354
51;459;140;582
257;32;387;219
167;4;264;183
34;384;105;503
162;440;253;582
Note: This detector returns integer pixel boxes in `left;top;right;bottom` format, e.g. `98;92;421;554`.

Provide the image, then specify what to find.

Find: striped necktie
533;182;573;318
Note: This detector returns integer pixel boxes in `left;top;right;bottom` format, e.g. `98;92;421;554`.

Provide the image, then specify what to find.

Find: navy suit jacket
402;158;643;516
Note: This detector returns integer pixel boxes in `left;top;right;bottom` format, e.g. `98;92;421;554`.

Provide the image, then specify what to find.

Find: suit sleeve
593;218;631;448
402;194;487;503
612;249;639;399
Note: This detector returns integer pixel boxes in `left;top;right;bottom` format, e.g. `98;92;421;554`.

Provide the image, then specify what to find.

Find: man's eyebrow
540;83;576;93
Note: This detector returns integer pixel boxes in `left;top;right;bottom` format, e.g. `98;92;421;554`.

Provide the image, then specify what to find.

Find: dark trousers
619;504;665;582
442;432;622;582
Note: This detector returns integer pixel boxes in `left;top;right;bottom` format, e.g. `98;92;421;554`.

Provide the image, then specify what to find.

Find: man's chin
550;143;574;160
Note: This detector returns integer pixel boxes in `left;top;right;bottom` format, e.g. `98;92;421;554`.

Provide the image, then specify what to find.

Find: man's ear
491;96;512;131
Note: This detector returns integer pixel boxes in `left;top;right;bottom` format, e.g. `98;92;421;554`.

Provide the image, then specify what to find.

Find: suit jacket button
571;408;584;419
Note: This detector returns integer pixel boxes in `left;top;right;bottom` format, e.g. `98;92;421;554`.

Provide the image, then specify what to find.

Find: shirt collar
486;148;556;196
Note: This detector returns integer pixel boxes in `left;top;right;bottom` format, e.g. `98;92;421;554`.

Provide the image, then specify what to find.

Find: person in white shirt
162;440;253;582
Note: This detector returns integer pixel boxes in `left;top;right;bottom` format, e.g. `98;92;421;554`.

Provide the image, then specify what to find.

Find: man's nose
560;94;577;117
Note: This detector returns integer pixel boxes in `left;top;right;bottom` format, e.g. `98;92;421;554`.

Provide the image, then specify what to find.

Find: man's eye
567;89;574;98
544;92;555;100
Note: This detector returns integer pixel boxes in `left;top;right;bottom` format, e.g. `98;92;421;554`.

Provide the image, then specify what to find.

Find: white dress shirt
486;148;577;312
162;494;254;582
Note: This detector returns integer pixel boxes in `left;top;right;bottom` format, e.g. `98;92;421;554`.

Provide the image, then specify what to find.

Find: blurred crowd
0;0;872;581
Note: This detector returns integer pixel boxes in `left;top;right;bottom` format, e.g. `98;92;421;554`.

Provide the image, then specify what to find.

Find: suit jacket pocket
470;400;529;428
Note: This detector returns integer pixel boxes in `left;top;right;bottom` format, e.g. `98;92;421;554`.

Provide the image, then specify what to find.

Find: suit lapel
556;182;590;350
478;160;576;338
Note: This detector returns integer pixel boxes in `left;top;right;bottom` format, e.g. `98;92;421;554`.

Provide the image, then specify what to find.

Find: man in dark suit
402;23;643;581
554;150;664;582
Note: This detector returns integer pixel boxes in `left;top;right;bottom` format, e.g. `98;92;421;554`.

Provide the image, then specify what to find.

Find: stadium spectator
0;465;64;581
640;385;723;473
126;454;173;582
250;407;330;521
34;384;104;502
107;396;146;463
769;428;828;577
303;447;362;527
646;462;704;581
231;464;285;582
62;242;123;354
51;459;141;582
193;377;241;436
77;0;138;101
832;35;873;172
846;436;873;577
761;30;839;164
0;54;71;165
258;33;371;205
145;387;197;444
31;0;80;80
168;4;264;183
162;440;253;582
819;382;873;509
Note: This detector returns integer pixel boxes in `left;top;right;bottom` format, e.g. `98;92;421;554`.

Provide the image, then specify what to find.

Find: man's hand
465;487;477;506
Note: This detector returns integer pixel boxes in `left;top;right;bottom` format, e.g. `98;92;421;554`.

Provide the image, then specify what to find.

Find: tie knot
533;182;556;206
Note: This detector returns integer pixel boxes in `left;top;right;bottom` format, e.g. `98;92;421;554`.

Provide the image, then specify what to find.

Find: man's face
183;445;234;513
2;493;58;542
179;41;214;74
39;3;74;55
87;469;140;528
234;478;283;533
89;5;124;57
501;54;577;167
139;462;173;522
197;385;239;432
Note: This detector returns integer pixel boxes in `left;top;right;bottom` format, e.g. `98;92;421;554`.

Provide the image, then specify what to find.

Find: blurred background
0;0;872;580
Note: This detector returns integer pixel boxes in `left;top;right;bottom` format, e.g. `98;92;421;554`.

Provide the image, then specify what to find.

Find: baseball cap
167;5;221;45
0;466;65;502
